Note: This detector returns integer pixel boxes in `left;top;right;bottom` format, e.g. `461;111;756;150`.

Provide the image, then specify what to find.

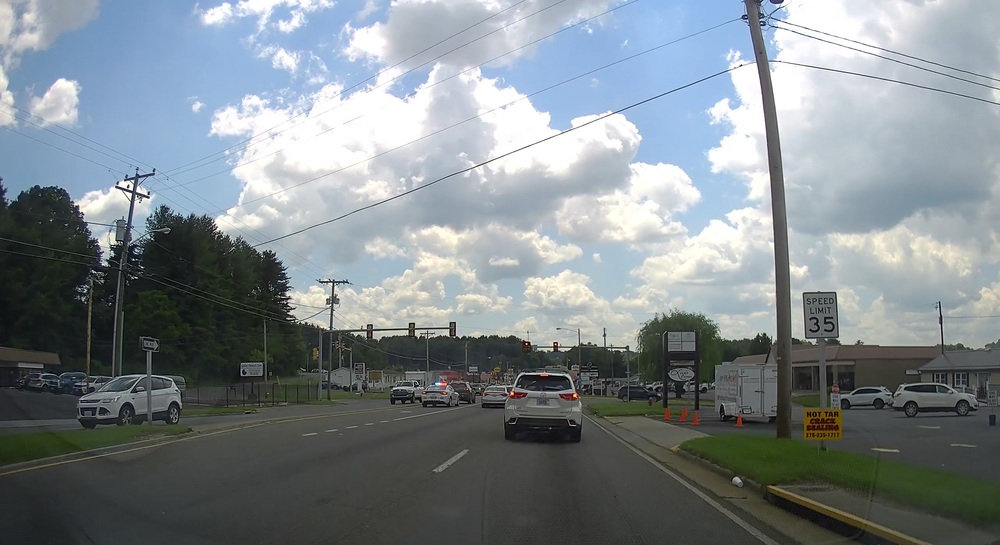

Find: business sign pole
802;291;840;450
139;336;159;425
663;331;700;410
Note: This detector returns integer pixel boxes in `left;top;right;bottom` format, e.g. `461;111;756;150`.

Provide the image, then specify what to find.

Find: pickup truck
390;380;422;404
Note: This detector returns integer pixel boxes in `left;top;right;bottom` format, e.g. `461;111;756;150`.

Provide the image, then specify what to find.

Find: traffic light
553;341;559;351
521;340;532;353
449;321;457;337
366;324;374;340
408;322;416;337
312;347;319;362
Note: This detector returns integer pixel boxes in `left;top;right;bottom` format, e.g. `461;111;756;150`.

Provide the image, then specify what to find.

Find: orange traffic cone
735;413;744;427
692;411;700;426
679;407;689;422
663;407;671;421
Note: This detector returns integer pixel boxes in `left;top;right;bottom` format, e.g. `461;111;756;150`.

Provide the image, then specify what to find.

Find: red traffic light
553;341;559;351
521;341;532;353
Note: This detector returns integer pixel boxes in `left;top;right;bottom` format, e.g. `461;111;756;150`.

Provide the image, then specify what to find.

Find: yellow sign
803;409;843;441
493;367;501;373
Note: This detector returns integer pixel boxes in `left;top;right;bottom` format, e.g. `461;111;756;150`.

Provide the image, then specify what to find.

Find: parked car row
15;372;112;395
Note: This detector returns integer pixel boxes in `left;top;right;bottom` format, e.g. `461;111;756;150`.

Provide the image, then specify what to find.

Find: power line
161;0;572;177
771;23;1000;94
775;19;1000;84
772;60;1000;107
0;125;126;174
253;63;751;247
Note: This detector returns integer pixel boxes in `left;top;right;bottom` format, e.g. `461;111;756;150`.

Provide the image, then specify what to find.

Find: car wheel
719;407;730;422
873;398;885;410
841;399;851;410
166;403;181;425
956;400;971;416
422;402;428;407
118;405;134;426
81;421;97;429
409;395;415;403
903;401;919;417
391;398;396;405
504;423;516;441
569;427;582;443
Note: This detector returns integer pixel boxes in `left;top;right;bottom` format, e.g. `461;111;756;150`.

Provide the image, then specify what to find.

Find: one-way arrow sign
140;336;159;353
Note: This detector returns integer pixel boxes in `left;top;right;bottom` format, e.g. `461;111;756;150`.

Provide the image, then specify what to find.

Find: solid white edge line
432;449;469;474
393;405;467;422
585;415;782;545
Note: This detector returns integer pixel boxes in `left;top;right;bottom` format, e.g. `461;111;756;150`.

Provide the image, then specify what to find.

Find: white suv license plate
536;398;549;406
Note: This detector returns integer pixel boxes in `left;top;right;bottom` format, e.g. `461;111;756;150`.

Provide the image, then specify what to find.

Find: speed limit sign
802;291;840;339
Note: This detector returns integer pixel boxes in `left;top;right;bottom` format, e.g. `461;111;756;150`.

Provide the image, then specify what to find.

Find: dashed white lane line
364;422;375;426
917;425;940;429
870;447;900;453
394;405;468;422
346;425;358;429
324;429;338;433
432;449;469;474
380;420;390;424
950;443;977;448
302;432;317;437
400;410;412;414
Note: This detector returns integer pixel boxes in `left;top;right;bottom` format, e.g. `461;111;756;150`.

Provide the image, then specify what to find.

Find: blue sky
2;0;999;350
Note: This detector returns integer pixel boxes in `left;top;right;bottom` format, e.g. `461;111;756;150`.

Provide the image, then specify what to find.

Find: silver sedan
480;385;511;408
421;385;459;407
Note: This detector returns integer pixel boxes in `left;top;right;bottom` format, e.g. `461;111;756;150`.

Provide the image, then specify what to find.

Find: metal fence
183;382;335;408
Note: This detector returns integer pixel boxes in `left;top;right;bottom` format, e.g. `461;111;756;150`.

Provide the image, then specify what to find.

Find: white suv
77;374;183;428
504;371;583;442
892;382;978;417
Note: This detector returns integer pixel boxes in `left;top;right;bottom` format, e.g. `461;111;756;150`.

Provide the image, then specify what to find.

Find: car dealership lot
693;403;1000;481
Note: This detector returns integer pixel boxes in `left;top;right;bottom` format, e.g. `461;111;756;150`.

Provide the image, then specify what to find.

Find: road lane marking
364;422;374;426
393;405;469;422
346;425;358;429
870;448;899;453
380;420;390;423
0;405;407;478
302;432;317;437
400;411;412;414
324;429;338;433
916;425;940;429
587;415;781;545
432;449;469;474
950;443;977;448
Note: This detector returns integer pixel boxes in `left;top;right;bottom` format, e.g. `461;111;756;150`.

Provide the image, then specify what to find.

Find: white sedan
421;384;459;407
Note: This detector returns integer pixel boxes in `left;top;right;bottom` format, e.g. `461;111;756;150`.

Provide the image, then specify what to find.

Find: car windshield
393;382;410;387
99;377;138;393
516;375;573;392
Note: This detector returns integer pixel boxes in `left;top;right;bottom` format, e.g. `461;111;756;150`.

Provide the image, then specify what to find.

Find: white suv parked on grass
77;374;183;429
892;382;978;417
504;370;583;442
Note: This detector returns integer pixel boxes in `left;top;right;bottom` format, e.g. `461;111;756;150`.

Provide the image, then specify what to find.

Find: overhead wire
252;63;754;247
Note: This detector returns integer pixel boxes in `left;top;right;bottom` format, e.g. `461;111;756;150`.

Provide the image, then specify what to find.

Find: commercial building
919;349;998;399
732;344;940;392
0;347;62;387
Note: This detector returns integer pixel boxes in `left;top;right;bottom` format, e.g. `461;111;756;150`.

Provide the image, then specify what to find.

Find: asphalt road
0;387;78;421
692;403;1000;481
1;401;790;545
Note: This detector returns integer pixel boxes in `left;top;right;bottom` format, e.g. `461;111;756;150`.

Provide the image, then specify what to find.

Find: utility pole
421;331;436;377
603;327;609;379
744;0;793;439
936;301;945;353
111;168;153;377
464;341;469;378
86;278;93;383
263;319;268;384
317;327;323;400
319;278;350;400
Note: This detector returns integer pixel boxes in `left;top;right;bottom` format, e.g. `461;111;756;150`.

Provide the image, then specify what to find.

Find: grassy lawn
0;425;192;466
792;394;820;407
680;435;1000;525
587;399;691;417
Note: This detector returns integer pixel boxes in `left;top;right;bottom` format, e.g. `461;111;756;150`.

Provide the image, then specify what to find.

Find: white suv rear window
515;375;572;392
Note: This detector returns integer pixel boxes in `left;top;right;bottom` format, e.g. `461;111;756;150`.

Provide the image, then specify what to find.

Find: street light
110;226;171;377
556;326;582;371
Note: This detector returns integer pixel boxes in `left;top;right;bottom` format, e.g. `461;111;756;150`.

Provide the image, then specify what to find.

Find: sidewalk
599;415;999;545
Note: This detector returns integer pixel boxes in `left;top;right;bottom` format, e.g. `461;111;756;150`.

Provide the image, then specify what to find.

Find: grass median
0;425;192;467
679;435;1000;525
792;394;820;407
587;399;691;417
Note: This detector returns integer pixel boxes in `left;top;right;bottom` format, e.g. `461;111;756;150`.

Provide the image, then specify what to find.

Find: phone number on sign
805;432;841;439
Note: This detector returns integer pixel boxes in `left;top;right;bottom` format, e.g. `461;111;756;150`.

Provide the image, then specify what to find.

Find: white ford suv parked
77;374;183;428
504;370;583;442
